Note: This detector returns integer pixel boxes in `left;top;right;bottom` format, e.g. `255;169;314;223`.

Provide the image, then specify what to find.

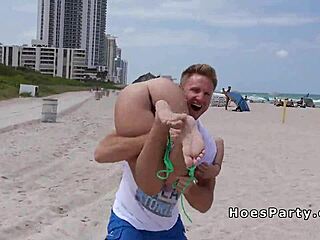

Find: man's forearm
214;138;224;168
184;178;216;213
94;132;147;163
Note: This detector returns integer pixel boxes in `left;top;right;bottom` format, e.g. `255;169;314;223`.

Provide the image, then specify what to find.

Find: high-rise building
120;59;128;84
104;35;128;83
37;0;107;67
114;57;128;84
105;34;117;79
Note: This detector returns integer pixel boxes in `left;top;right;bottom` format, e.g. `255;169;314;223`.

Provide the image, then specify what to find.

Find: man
95;64;224;239
222;86;231;110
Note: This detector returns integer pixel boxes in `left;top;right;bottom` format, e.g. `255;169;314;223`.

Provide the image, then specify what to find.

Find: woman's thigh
148;78;188;114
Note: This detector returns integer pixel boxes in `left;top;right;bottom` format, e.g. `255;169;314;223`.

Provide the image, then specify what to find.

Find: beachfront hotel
0;43;86;80
37;0;107;67
105;34;128;84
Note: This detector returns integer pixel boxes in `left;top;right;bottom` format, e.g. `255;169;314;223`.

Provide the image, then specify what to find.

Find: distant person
222;86;231;110
286;99;294;107
275;99;284;107
244;95;248;101
297;97;306;108
273;97;277;105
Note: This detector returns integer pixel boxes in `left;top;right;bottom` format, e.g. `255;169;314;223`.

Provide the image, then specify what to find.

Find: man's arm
177;138;224;213
176;176;215;213
94;131;147;163
195;138;224;179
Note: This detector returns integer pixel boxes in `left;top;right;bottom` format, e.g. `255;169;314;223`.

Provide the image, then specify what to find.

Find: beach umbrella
227;92;250;112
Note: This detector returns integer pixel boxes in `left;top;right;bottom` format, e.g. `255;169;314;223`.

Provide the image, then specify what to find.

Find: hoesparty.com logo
228;207;320;220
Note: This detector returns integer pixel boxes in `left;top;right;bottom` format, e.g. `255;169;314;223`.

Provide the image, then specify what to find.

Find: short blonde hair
180;64;217;90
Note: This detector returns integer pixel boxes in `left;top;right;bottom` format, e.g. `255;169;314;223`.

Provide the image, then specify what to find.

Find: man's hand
195;162;221;179
176;176;195;194
195;137;224;180
181;137;224;213
174;176;196;195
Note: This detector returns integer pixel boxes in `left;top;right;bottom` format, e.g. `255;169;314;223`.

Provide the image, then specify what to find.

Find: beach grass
0;64;120;100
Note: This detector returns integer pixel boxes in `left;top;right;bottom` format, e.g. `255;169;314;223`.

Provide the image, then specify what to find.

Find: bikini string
156;135;174;180
156;135;197;223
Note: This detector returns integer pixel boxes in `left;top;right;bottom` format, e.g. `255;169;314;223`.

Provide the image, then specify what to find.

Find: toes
169;128;182;139
176;113;188;120
193;158;199;165
168;119;184;129
185;156;193;168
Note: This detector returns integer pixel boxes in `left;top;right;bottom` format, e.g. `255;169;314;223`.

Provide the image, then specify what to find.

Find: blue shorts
106;211;187;240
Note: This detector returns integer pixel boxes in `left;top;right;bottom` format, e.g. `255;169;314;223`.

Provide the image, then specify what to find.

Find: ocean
239;92;320;107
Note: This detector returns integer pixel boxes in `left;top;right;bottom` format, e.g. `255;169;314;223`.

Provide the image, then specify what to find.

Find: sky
0;0;319;94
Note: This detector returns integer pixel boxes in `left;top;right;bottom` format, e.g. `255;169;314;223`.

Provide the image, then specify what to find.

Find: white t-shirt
112;120;217;231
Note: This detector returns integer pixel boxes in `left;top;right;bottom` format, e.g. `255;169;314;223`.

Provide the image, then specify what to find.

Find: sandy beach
1;92;320;240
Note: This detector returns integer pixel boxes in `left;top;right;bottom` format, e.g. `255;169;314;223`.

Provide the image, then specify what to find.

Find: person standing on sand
222;86;231;110
95;64;224;240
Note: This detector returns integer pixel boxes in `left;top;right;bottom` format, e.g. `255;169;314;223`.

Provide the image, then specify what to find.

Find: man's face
181;73;214;120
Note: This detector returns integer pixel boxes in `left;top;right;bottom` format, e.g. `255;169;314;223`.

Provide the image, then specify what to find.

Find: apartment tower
37;0;106;67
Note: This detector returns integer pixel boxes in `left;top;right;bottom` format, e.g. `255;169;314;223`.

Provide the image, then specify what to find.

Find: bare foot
182;116;205;167
169;116;205;168
155;100;187;128
155;100;204;168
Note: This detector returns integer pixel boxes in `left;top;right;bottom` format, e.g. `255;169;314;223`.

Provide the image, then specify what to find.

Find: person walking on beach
222;86;231;110
95;64;224;239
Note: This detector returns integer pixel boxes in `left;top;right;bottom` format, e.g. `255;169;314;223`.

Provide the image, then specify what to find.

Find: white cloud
245;37;320;55
109;0;320;28
205;14;320;27
286;37;320;51
245;42;280;53
117;29;240;49
276;49;288;58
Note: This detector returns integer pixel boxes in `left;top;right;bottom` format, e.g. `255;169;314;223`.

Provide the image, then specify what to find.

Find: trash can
41;98;58;122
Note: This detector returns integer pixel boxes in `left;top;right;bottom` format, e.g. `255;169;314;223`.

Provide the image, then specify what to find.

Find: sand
0;92;320;240
0;91;92;133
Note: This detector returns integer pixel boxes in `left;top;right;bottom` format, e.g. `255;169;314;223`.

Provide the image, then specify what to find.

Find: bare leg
134;100;188;195
182;116;205;167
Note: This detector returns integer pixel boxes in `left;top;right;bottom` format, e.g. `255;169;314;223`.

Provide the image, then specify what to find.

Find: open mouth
190;103;202;111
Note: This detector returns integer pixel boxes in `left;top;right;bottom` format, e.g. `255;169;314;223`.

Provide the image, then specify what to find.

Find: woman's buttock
114;81;155;137
114;78;188;137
